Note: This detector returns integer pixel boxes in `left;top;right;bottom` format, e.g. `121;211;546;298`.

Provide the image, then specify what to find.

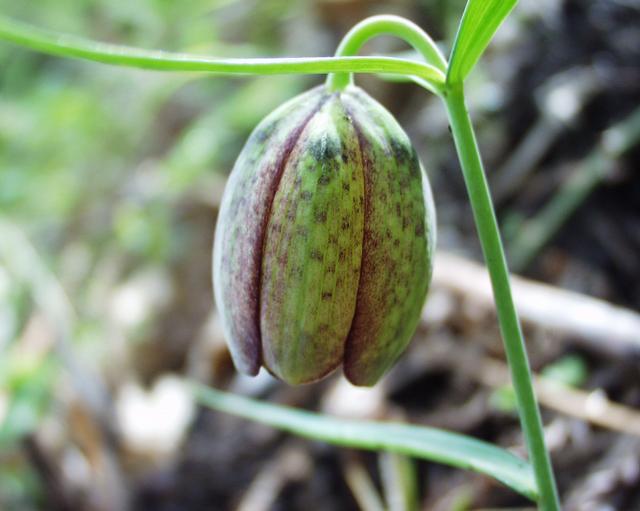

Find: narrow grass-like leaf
447;0;517;84
379;452;419;511
0;15;444;92
193;383;537;500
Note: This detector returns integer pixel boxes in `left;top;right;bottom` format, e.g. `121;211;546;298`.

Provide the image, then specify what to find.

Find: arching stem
0;15;444;89
326;15;447;92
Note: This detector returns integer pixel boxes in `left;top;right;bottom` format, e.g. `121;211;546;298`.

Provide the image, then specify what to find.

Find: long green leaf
447;0;517;84
0;15;444;91
193;384;537;500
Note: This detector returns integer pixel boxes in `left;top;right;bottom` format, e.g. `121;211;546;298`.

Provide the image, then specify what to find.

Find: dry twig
430;251;640;358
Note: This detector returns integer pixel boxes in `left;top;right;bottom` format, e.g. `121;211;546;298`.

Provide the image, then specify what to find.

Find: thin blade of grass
344;461;386;511
192;383;537;501
379;452;419;511
447;0;517;84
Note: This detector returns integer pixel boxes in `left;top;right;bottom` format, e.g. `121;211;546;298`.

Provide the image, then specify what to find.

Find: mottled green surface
214;84;435;385
341;87;436;386
260;95;365;383
213;87;327;375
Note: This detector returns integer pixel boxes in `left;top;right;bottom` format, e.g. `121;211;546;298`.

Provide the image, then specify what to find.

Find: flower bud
213;84;435;386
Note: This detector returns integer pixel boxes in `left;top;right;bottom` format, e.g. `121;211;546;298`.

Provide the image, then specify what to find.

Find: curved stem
443;84;560;511
0;15;445;89
326;15;447;92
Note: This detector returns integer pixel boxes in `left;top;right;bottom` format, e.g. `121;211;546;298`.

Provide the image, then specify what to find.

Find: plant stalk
443;84;560;511
0;15;444;89
326;14;447;91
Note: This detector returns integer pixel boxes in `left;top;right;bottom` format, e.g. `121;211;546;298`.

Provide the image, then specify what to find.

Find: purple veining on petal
341;87;433;386
213;87;328;375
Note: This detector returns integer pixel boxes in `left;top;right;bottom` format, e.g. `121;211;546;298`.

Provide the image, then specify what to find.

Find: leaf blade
447;0;518;84
193;383;537;501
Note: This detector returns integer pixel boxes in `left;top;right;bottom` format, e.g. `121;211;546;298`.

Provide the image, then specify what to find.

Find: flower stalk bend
326;15;447;92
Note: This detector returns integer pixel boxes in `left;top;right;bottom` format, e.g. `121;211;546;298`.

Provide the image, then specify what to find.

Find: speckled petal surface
341;87;436;386
214;83;435;386
260;94;365;384
213;87;328;375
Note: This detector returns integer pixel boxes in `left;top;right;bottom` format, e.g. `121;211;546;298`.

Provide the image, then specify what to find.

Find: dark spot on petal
309;136;340;162
318;173;332;185
390;137;411;163
310;249;323;261
253;119;279;143
321;291;333;300
415;222;425;237
315;210;327;223
342;182;350;192
291;265;304;279
409;160;420;177
300;190;313;200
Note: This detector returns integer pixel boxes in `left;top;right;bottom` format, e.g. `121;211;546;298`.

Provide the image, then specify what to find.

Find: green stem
443;84;560;511
326;14;447;92
0;15;444;88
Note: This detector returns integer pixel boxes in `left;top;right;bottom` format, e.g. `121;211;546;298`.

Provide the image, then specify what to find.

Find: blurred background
0;0;639;509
